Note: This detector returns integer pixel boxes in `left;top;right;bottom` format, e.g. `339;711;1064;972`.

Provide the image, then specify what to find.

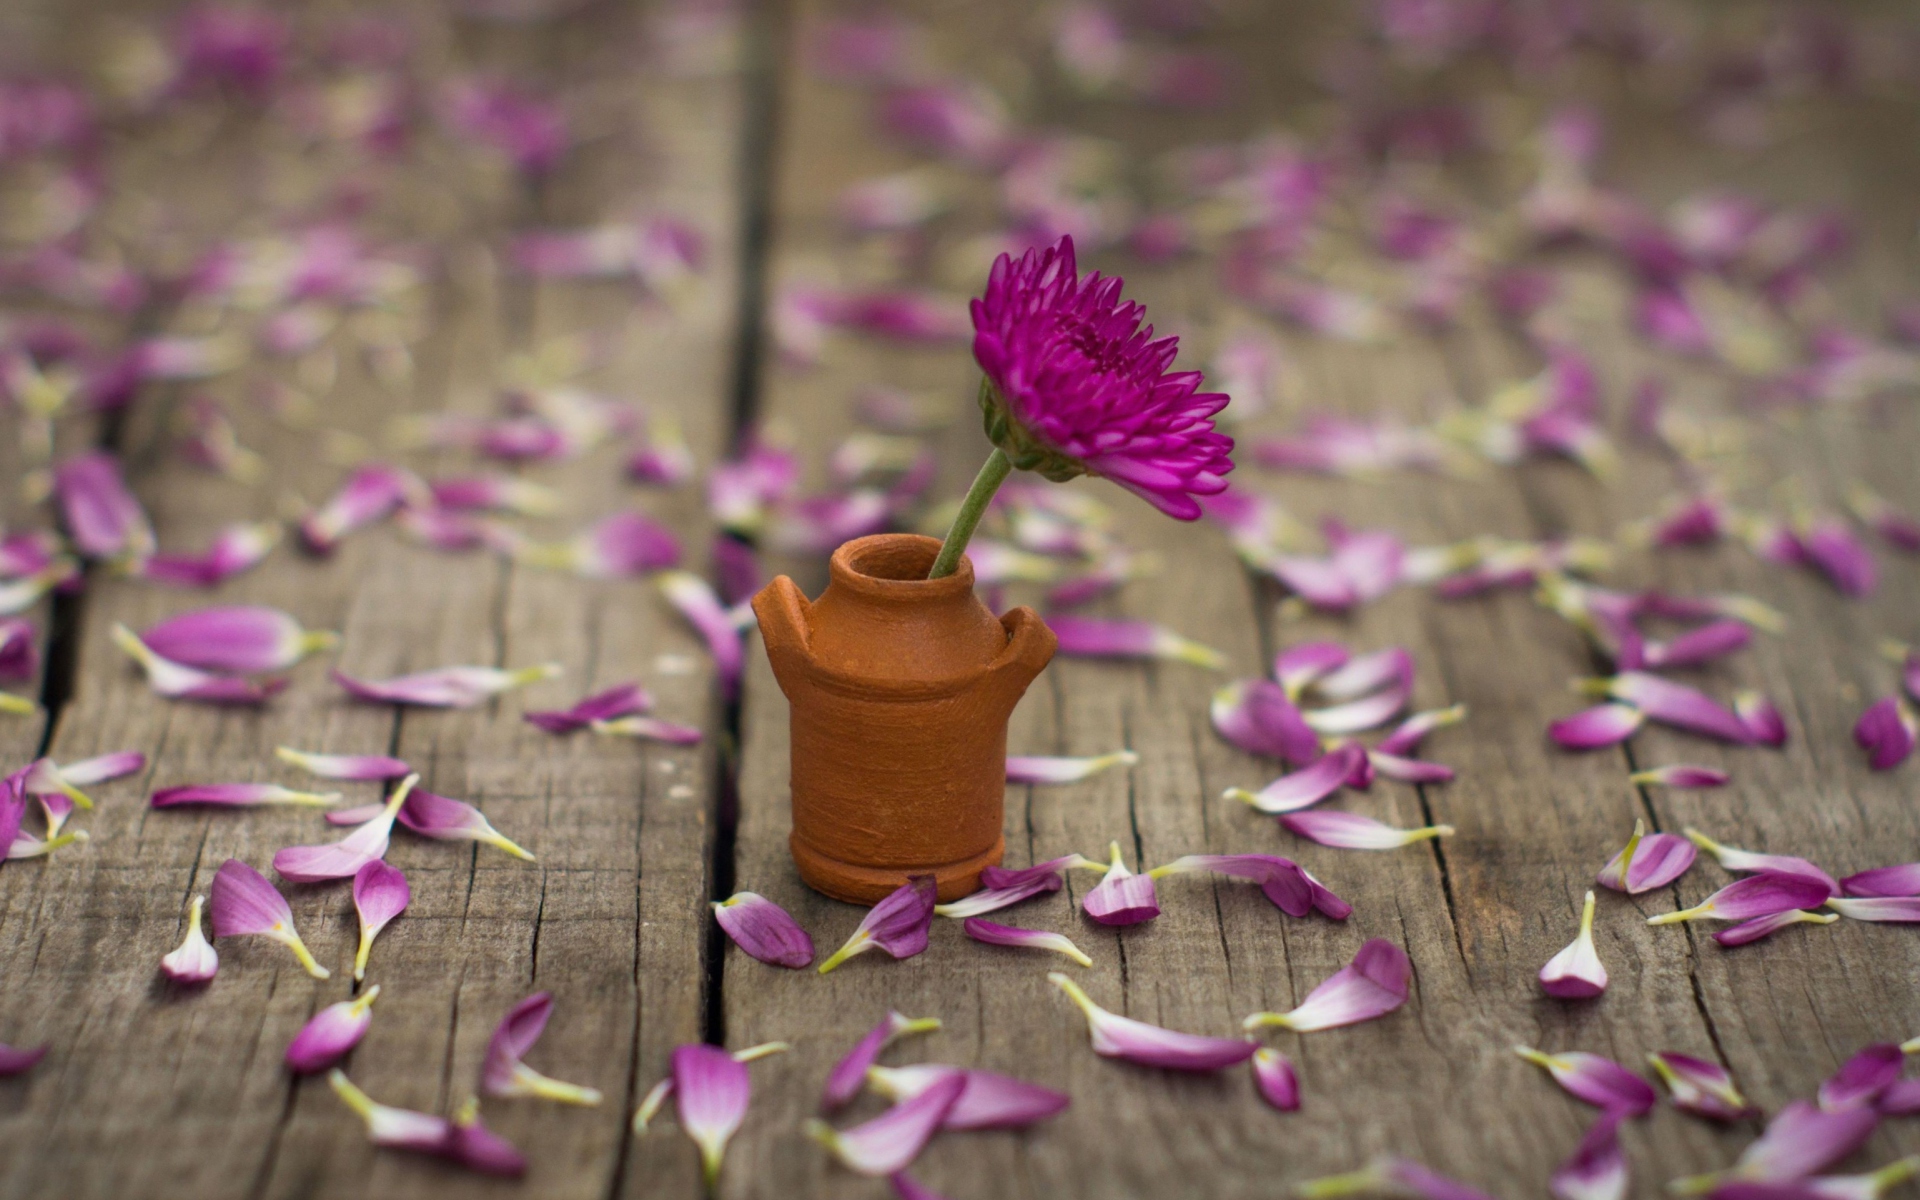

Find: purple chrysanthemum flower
970;236;1234;520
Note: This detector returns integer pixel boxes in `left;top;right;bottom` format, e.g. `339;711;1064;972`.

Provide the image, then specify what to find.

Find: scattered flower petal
1514;1046;1657;1115
1053;973;1258;1070
713;892;814;969
1649;1051;1757;1122
1244;939;1411;1031
523;683;652;734
818;875;938;974
111;623;287;704
1006;750;1138;784
160;894;218;984
208;858;329;978
272;775;415;882
1081;842;1159;925
805;1070;965;1176
332;663;559;707
151;783;341;808
865;1063;1069;1130
1253;1047;1301;1112
482;993;602;1106
138;606;336;674
1541;891;1607;999
822;1012;943;1111
286;986;381;1073
961;918;1091;965
352;860;409;982
275;746;410;781
1280;810;1453;851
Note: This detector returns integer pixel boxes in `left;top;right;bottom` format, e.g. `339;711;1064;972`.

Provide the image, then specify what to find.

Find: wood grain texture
717;1;1920;1198
0;3;748;1197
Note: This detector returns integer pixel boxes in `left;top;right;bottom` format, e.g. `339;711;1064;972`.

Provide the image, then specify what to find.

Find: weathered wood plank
0;3;750;1197
1439;76;1920;1177
716;2;1868;1196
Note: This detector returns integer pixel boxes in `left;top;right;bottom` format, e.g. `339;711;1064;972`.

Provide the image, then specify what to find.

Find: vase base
790;833;1005;905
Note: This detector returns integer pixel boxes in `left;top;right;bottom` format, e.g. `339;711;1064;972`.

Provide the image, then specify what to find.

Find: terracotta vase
752;533;1057;904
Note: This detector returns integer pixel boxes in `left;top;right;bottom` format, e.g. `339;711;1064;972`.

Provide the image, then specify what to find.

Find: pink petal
1630;764;1730;789
960;919;1092;965
1212;680;1321;764
1226;744;1365;813
1685;830;1840;892
1549;1111;1628;1200
160;895;219;984
1005;751;1138;784
865;1063;1069;1131
285;990;379;1073
1608;673;1753;744
933;873;1062;919
332;663;559;707
1735;691;1789;746
1734;1101;1879;1181
299;464;422;553
53;450;154;561
1514;1047;1656;1115
1648;1051;1756;1122
1651;872;1836;924
1280;810;1453;851
675;1044;751;1189
111;624;287;704
208;858;295;937
1082;844;1159;925
1301;684;1410;735
659;571;744;701
151;783;339;808
351;860;409;981
1246;939;1411;1031
1253;1048;1301;1111
822;1012;943;1111
1639;620;1750;669
818;876;938;973
1541;892;1607;999
396;789;533;860
1827;897;1920;923
806;1071;965;1176
139;605;335;674
1854;697;1916;770
1052;973;1258;1070
276;747;411;781
1551;704;1645;749
1274;641;1349;696
1841;864;1920;897
713;892;814;969
1149;853;1319;919
0;618;39;681
0;1042;49;1076
1818;1044;1903;1112
1376;705;1467;756
1713;909;1838;947
979;854;1086;890
523;683;652;734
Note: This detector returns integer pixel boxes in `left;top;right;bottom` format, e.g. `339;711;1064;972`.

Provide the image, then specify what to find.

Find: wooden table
2;1;1918;1197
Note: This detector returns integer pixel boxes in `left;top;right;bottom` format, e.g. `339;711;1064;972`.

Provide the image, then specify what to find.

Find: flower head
970;236;1232;519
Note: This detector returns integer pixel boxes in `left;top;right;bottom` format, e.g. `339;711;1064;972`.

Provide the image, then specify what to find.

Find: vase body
752;533;1057;903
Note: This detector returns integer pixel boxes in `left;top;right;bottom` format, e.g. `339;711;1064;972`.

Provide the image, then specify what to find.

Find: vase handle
751;575;814;676
986;606;1058;707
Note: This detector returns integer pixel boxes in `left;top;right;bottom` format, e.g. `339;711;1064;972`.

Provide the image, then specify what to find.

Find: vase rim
828;533;975;600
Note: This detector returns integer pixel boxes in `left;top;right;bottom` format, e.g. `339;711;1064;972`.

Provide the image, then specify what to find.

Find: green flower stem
927;446;1013;579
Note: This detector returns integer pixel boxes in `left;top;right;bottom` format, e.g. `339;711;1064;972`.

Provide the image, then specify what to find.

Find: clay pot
752;533;1057;903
